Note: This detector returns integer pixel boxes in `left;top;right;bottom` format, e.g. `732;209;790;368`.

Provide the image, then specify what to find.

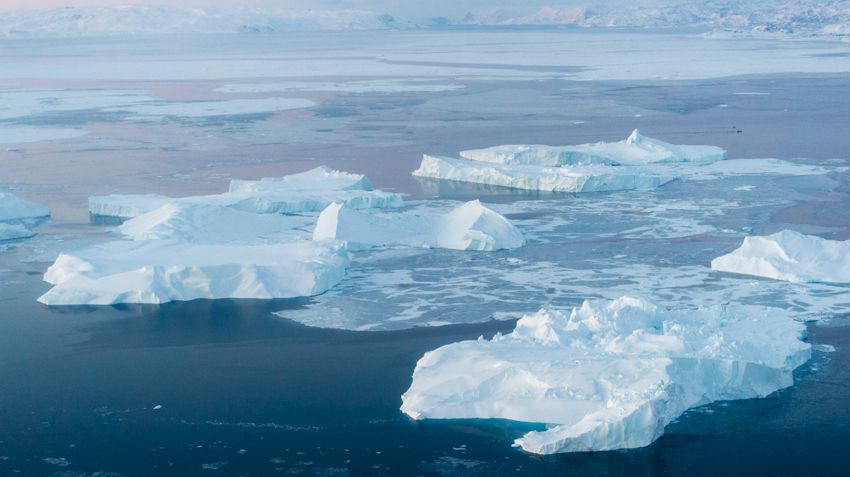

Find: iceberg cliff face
711;230;850;284
89;166;404;219
313;200;525;251
37;240;349;305
401;296;810;454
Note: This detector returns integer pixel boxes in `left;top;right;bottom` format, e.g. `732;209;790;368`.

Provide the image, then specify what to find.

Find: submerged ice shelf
401;296;811;454
712;230;850;284
89;166;404;219
313;200;525;251
37;240;349;305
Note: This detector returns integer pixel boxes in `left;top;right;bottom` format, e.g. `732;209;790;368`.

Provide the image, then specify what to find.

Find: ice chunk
413;155;675;193
711;230;850;284
89;166;404;219
459;130;727;167
118;203;313;243
401;296;810;454
313;200;525;251
0;191;50;222
38;240;348;305
0;222;36;241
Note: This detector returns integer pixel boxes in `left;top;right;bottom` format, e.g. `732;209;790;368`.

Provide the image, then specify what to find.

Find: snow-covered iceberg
413;155;675;193
89;166;404;219
711;230;850;284
459;130;727;167
401;296;810;454
117;203;313;243
313;200;525;251
38;240;348;305
0;191;50;241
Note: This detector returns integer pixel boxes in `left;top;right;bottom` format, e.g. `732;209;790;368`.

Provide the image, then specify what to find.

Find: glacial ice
313;200;525;251
711;230;850;284
401;296;810;454
37;240;348;305
459;130;727;167
89;166;404;219
413;154;675;193
0;191;50;241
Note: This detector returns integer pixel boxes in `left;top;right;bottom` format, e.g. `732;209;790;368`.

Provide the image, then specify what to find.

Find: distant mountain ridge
1;2;848;37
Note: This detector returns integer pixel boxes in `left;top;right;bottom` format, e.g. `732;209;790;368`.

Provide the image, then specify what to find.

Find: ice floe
712;230;850;284
313;200;525;251
458;129;727;167
0;191;49;241
89;166;404;219
37;240;348;305
401;296;811;454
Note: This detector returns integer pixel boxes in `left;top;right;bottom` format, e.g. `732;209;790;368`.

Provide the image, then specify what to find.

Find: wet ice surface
2;29;850;476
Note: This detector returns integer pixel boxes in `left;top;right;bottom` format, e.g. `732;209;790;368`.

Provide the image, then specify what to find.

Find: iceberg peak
626;128;643;144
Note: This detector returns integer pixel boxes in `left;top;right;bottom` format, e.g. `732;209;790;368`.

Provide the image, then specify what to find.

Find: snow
458;130;727;167
711;230;850;284
89;166;404;219
37;240;348;305
118;203;313;243
413;154;675;193
313;200;525;251
401;296;810;454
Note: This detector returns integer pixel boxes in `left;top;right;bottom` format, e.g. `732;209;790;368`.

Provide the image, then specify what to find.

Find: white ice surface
413;155;675;193
0;125;89;144
0;191;50;222
89;166;404;219
313;200;525;251
712;230;850;284
37;240;348;305
459;130;727;167
401;296;811;454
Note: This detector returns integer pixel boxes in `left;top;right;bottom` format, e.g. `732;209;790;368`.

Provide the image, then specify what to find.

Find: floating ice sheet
401;296;811;454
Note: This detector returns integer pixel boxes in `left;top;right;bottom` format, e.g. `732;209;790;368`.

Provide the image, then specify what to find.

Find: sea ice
313;200;525;251
0;222;36;241
0;191;49;241
413;154;675;193
459;130;727;167
711;230;850;284
37;240;348;305
89;166;404;219
401;296;810;454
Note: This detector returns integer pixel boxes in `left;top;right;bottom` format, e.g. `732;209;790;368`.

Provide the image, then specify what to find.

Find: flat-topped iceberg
401;296;810;454
89;166;404;219
38;240;348;305
459;130;727;167
413;155;675;193
313;200;525;251
118;203;313;243
0;191;50;241
711;230;850;284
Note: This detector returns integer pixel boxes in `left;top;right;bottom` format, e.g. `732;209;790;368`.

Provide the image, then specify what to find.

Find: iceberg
413;155;675;193
459;130;727;167
313;200;525;251
401;296;810;454
37;240;348;305
0;222;36;241
89;166;404;219
0;191;50;240
711;230;850;284
118;203;313;243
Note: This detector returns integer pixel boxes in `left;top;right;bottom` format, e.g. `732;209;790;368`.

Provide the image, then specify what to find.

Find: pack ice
401;296;810;454
412;130;725;193
89;166;403;219
0;191;50;241
313;200;525;251
712;230;850;284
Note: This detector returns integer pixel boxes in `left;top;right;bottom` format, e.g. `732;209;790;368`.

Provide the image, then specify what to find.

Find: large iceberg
459;130;727;167
89;166;404;219
313;200;525;251
401;296;810;454
413;155;675;193
0;191;50;241
711;230;850;284
37;240;348;305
